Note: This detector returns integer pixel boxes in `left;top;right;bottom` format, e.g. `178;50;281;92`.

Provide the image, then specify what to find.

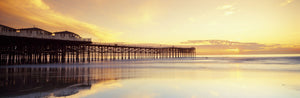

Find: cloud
224;11;234;16
89;40;300;55
217;4;237;16
0;0;116;41
217;5;233;10
180;40;300;55
181;40;263;46
281;0;295;6
181;40;266;50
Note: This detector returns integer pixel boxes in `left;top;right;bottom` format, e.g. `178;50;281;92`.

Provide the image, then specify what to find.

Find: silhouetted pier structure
0;24;196;65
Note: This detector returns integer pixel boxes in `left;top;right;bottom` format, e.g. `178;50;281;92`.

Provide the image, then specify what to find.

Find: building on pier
0;24;16;32
54;31;81;39
54;31;91;41
18;27;53;37
0;24;91;42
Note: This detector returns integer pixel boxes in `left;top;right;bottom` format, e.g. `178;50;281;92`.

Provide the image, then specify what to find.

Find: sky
0;0;299;54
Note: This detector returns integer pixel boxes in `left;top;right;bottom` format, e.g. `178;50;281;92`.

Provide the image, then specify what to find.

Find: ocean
1;54;300;98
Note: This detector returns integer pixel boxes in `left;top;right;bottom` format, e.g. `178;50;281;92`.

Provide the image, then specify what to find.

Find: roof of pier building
0;24;17;32
54;31;81;38
19;27;52;35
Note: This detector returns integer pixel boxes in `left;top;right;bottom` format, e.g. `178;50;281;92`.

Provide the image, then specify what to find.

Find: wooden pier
0;34;195;65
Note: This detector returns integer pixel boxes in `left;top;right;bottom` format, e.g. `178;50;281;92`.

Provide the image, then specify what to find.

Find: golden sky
0;0;299;54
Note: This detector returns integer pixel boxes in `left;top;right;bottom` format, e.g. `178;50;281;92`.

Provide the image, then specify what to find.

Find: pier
0;24;196;65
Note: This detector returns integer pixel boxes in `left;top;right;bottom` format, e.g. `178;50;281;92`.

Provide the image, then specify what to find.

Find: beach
1;54;300;98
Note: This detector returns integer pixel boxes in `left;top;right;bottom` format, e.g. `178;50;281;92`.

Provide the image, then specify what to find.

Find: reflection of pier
0;24;196;65
0;67;137;97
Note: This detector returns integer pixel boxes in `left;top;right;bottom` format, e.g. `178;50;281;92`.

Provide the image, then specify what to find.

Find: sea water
1;54;300;98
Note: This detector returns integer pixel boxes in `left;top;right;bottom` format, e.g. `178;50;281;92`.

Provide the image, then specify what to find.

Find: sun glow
226;48;240;54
